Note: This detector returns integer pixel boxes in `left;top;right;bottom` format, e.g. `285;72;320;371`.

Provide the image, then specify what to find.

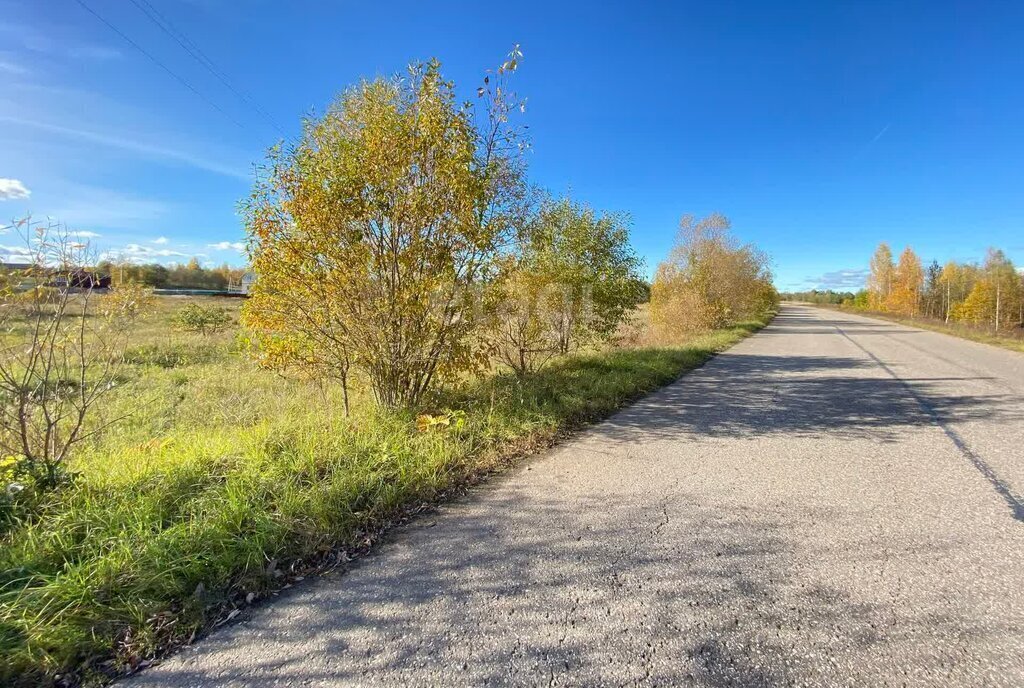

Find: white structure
227;271;257;295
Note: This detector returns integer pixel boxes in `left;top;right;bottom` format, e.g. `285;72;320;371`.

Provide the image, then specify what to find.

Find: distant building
57;269;112;290
227;271;257;296
0;263;111;290
0;262;34;271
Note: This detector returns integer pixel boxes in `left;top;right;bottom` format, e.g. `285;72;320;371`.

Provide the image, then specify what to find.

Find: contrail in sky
870;123;891;144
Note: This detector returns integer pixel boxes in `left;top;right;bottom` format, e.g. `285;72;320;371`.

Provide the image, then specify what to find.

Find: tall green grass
0;301;769;686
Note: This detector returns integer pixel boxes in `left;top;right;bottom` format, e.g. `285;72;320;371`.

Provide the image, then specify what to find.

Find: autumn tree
922;260;943;319
952;249;1021;331
490;264;560;376
867;242;895;311
939;260;978;323
649;213;776;341
888;246;924;316
492;196;644;374
983;249;1021;331
854;244;1024;332
242;51;526;409
954;279;995;326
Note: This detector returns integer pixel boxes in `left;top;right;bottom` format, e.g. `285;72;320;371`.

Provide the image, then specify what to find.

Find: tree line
95;258;245;291
242;49;778;412
780;290;855;305
864;243;1023;331
783;244;1024;333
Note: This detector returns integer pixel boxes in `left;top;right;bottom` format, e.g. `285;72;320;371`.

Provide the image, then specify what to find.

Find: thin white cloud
852;122;893;161
0;116;250;180
0;178;30;200
208;241;246;251
71;230;101;239
48;185;167;229
0;239;37;263
100;243;191;264
152;236;169;245
0;59;28;76
124;243;188;257
803;268;870;290
0;22;121;62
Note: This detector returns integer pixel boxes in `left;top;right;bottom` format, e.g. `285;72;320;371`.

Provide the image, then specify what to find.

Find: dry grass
0;296;773;686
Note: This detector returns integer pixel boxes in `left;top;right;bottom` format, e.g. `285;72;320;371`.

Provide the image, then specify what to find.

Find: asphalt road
128;304;1024;687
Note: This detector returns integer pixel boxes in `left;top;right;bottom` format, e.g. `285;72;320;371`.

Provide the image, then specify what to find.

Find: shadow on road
587;351;1020;444
574;307;1024;446
131;490;997;687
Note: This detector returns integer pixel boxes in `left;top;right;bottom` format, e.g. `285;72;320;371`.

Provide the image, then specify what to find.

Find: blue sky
1;0;1022;288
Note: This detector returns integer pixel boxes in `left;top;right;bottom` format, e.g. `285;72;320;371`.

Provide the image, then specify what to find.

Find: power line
72;0;245;130
126;0;287;137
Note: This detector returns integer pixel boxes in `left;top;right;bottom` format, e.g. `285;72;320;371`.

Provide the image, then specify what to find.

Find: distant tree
173;303;232;336
649;213;776;340
889;246;924;316
939;261;977;323
99;259;247;290
983;248;1020;332
143;264;170;288
530;197;642;353
922;260;943;319
944;251;1021;332
953;280;994;326
867;242;894;311
166;258;228;290
778;290;854;305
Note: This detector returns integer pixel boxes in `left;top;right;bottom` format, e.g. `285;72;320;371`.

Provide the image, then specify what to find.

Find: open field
0;295;771;686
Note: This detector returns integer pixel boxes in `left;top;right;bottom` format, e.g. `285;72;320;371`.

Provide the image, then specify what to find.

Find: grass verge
0;315;770;686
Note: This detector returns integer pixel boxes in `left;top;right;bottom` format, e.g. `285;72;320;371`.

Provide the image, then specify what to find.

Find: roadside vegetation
782;243;1024;352
0;48;777;686
649;213;776;339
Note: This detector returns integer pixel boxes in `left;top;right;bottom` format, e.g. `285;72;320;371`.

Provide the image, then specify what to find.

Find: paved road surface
129;305;1024;687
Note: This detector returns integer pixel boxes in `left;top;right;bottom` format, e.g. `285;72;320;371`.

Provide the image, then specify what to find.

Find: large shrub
492;196;644;375
650;213;776;340
242;51;527;410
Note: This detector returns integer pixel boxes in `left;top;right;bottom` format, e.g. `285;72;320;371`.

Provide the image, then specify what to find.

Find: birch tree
867;242;895;311
889;246;924;316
